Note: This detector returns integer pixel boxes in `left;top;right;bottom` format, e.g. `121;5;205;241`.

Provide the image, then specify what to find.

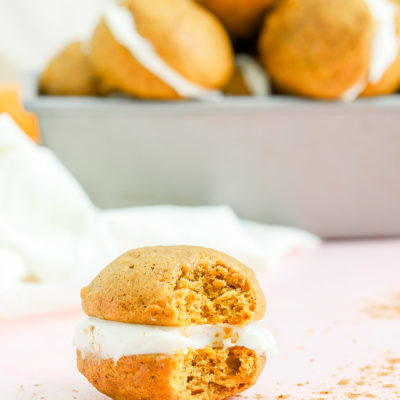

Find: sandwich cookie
74;245;277;400
258;0;400;100
89;0;234;99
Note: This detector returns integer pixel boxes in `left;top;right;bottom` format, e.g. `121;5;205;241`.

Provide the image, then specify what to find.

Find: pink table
1;240;400;400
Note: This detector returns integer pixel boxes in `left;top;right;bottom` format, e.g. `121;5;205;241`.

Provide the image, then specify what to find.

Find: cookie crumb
363;293;400;319
346;394;361;399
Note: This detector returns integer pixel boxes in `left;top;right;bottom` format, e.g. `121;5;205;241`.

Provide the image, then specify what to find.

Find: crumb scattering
363;293;400;319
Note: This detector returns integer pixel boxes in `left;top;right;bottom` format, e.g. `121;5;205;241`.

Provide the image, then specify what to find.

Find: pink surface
1;240;400;400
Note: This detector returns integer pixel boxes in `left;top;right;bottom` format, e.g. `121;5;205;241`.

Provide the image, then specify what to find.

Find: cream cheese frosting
342;0;399;100
103;2;218;99
74;317;277;362
341;79;367;102
235;54;270;96
364;0;398;84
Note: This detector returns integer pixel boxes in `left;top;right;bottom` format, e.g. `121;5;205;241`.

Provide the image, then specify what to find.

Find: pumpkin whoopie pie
89;0;234;99
196;0;275;39
74;246;276;400
258;0;400;100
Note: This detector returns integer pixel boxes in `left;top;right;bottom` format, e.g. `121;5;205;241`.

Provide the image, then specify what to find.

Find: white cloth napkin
0;113;319;317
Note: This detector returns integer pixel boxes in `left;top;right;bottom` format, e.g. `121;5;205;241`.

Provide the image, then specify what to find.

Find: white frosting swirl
73;317;277;362
341;79;367;102
342;0;399;100
235;54;270;96
103;2;218;99
365;0;399;83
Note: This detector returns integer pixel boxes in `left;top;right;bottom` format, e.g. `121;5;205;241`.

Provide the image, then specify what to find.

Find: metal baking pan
24;90;400;239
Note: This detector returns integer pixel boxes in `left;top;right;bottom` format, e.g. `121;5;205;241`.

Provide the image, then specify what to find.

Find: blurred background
9;0;400;245
2;0;400;239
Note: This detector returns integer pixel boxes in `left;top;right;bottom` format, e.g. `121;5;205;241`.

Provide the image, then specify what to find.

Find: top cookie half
81;246;266;326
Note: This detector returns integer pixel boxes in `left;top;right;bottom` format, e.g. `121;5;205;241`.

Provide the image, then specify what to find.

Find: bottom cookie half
77;346;266;400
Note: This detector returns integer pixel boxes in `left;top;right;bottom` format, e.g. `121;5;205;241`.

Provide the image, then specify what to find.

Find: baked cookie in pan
89;0;234;100
39;41;97;96
258;0;400;100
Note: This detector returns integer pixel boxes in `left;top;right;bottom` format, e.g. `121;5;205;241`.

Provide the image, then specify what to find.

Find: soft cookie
39;41;97;96
196;0;275;39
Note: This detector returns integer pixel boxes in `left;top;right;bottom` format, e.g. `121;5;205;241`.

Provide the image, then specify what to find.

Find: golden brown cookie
224;67;253;96
81;246;266;326
196;0;275;38
258;0;373;99
89;0;234;99
39;41;97;96
77;347;266;400
258;0;400;100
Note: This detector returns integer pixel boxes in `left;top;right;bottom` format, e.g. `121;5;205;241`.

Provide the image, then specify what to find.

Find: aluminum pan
25;95;400;238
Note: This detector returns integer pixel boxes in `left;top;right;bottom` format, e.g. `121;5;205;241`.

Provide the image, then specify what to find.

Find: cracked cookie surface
81;245;266;326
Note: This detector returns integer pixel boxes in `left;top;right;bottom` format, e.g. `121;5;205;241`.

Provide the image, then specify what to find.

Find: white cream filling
341;79;367;102
73;317;277;362
103;2;218;99
342;0;399;100
365;0;399;83
235;54;270;96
